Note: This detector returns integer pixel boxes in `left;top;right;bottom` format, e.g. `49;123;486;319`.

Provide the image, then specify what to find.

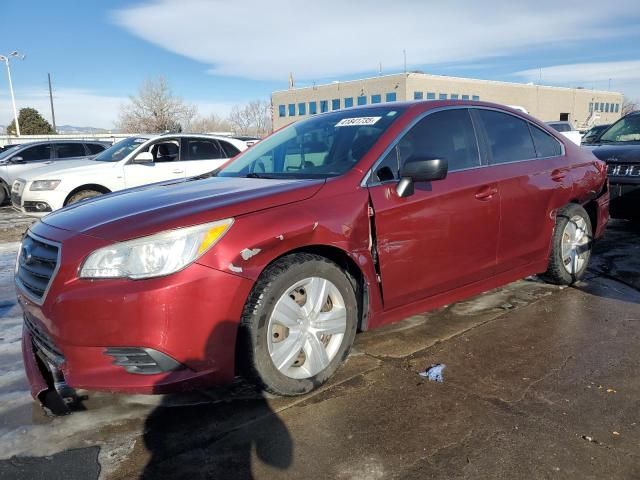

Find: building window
288;104;295;116
451;94;459;100
427;92;436;100
357;95;367;106
298;103;306;115
605;103;610;113
594;103;599;112
278;105;286;117
414;91;423;100
320;100;328;113
309;101;317;115
472;95;480;101
371;94;382;104
439;93;447;100
332;99;340;110
615;103;620;113
589;102;594;113
344;97;354;108
386;92;397;102
600;102;605;111
461;94;469;100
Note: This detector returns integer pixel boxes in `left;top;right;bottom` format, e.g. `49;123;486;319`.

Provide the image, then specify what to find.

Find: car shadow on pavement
141;321;293;480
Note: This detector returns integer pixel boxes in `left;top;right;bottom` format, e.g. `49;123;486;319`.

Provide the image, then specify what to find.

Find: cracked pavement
1;220;639;479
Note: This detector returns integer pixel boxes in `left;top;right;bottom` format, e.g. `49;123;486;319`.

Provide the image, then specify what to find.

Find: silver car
0;140;109;204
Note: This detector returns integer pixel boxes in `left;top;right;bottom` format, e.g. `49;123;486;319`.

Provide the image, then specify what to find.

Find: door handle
172;169;184;174
475;186;498;201
551;169;567;182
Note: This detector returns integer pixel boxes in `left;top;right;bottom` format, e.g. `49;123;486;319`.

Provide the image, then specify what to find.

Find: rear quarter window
529;126;563;158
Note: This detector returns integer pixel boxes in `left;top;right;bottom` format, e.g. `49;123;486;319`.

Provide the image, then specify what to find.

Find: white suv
12;134;246;216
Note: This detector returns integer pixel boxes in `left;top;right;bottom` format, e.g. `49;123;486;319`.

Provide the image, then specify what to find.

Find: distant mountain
56;125;110;134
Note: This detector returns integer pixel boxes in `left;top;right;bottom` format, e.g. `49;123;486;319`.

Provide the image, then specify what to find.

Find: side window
220;141;240;158
397;109;480;172
149;140;180;163
86;143;106;155
55;143;86;159
186;139;225;160
476;109;536;164
16;145;52;162
529;125;563;158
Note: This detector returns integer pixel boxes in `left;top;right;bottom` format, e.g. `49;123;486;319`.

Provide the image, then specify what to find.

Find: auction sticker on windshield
335;117;381;127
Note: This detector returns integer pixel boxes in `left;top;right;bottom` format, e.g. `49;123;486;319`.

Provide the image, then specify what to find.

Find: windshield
219;107;407;179
599;115;640;143
0;145;20;161
94;137;148;162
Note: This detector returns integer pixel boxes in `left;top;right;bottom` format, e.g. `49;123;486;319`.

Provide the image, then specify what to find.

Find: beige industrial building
272;72;623;131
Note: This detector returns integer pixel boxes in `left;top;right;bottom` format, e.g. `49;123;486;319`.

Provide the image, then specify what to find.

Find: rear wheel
66;189;103;205
0;181;8;205
541;204;592;285
239;253;358;396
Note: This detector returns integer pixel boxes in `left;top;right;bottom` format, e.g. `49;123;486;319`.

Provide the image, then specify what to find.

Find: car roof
11;139;108;148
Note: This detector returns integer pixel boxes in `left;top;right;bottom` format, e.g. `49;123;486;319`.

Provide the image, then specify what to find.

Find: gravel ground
0;206;35;242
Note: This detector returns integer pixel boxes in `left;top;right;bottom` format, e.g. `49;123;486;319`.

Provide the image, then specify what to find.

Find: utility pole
403;49;407;74
48;73;57;133
0;51;24;136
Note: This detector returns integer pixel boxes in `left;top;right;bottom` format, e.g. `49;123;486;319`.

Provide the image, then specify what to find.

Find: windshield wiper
244;172;280;179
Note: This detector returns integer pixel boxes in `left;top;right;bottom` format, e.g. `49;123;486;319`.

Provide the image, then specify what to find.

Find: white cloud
0;88;127;129
513;60;640;98
113;0;640;81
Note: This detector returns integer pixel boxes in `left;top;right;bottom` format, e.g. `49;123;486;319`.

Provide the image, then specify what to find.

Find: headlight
30;180;61;191
79;219;234;279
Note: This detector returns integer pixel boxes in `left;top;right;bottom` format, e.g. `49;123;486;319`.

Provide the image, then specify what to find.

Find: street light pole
0;51;24;137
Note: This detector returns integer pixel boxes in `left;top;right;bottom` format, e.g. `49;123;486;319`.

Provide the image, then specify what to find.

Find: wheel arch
64;184;111;206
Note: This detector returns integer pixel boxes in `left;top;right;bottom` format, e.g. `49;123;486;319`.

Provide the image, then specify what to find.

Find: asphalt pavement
0;220;639;479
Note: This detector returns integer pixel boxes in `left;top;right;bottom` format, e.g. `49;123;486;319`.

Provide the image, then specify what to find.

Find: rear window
548;123;571;132
477;109;536;164
56;143;86;159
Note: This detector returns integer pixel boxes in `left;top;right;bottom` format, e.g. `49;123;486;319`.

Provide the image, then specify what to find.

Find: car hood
41;176;325;241
19;159;105;180
590;144;640;163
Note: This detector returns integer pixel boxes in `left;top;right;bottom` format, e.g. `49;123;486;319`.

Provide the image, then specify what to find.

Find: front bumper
608;179;640;219
19;222;254;395
13;188;66;217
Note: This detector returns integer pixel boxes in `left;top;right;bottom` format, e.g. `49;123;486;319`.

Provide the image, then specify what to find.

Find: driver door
124;138;186;188
367;108;500;310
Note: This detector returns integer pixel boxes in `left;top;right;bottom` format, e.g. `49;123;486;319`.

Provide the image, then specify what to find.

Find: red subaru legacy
17;101;608;407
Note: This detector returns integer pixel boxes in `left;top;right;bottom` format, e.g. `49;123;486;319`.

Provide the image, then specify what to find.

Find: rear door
367;108;500;310
123;138;186;188
473;109;572;272
181;138;229;176
54;142;88;161
7;144;54;184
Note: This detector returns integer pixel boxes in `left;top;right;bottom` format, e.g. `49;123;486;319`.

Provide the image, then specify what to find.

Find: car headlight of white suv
80;219;234;279
30;180;61;191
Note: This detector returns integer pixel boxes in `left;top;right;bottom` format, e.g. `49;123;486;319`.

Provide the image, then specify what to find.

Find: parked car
0;144;18;153
11;134;247;216
17;101;608;410
0;140;109;205
589;111;640;220
581;124;611;145
546;121;582;145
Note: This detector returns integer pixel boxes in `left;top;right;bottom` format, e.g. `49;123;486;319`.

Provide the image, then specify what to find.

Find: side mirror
396;157;448;198
132;151;154;165
10;156;25;164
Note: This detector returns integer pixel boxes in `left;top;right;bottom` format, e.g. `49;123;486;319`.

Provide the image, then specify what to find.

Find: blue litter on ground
419;363;446;382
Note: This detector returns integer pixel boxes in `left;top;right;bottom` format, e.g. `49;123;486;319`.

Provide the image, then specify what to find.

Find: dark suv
0;140;109;204
589;111;640;219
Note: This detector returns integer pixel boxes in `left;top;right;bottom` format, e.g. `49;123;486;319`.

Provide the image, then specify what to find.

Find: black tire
541;203;593;285
66;190;103;205
0;181;8;205
239;253;358;396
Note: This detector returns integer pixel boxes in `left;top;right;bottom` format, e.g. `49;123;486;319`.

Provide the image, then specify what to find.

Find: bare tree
117;76;196;133
188;113;233;134
621;96;639;116
228;100;272;137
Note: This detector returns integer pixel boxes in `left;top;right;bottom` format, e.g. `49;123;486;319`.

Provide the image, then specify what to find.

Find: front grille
11;180;23;208
607;164;640;177
16;233;60;302
24;314;64;366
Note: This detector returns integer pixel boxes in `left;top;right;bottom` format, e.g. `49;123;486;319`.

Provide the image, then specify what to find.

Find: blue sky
1;0;639;128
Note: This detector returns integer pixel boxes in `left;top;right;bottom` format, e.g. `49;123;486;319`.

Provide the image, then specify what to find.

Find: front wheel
66;189;103;206
239;253;358;396
541;204;593;285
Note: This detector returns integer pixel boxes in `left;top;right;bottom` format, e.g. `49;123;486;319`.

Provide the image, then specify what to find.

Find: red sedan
16;101;608;408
